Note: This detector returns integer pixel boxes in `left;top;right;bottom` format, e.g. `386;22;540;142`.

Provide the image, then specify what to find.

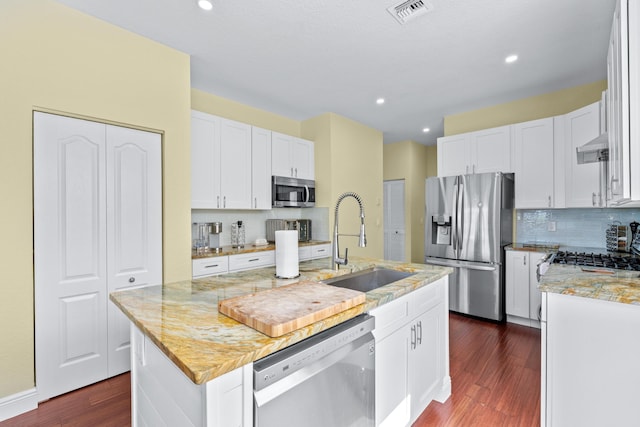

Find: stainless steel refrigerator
424;172;514;321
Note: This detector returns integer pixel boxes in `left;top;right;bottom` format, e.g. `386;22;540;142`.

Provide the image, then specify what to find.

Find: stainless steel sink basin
321;267;415;292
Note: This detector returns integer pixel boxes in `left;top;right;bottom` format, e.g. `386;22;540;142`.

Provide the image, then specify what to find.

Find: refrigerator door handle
425;258;498;271
456;178;464;258
452;180;458;252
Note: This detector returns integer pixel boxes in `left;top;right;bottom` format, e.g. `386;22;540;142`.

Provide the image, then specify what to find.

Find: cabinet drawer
193;256;229;278
310;243;331;259
409;279;444;319
298;246;312;261
228;251;275;272
370;296;410;341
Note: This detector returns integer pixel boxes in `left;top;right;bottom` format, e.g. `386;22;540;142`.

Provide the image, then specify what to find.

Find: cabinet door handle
290;167;294;177
592;192;596;206
248;258;259;262
204;264;219;269
294;167;298;177
129;277;135;283
411;325;416;350
524;256;527;266
548;195;551;207
417;321;422;345
217;196;220;208
472;164;476;174
223;196;226;208
254;197;257;209
465;165;469;174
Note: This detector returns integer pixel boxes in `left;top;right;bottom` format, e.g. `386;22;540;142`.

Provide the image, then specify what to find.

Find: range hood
576;133;608;164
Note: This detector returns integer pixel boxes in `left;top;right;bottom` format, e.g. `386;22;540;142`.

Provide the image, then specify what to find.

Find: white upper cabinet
219;118;252;209
607;0;640;206
251;127;272;209
437;125;512;177
513;118;555;208
564;101;603;207
272;132;314;180
190;111;253;209
191;111;221;209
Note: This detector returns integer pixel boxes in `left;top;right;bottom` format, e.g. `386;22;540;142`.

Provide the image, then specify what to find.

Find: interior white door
106;125;162;376
384;180;405;261
34;112;109;401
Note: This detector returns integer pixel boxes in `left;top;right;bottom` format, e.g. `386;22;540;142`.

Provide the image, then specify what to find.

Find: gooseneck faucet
332;192;367;270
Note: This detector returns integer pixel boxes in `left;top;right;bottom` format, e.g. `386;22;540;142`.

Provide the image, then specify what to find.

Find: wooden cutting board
218;281;366;337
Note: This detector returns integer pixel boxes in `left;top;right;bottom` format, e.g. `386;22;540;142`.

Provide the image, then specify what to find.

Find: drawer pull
248;258;259;262
205;264;219;269
317;249;326;253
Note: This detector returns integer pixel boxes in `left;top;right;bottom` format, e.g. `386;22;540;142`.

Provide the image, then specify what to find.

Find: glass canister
231;221;245;248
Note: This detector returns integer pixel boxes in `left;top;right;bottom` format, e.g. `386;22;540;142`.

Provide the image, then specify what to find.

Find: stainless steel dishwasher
253;314;375;427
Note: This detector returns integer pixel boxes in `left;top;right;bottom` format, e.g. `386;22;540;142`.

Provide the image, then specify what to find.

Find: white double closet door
34;112;162;401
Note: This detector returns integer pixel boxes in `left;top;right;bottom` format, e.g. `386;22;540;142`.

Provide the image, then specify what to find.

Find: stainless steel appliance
192;222;223;253
552;250;640;271
425;172;514;321
253;314;375;427
272;175;315;208
266;219;312;242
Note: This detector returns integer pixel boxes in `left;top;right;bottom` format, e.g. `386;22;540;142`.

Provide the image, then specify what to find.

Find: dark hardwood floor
2;313;540;427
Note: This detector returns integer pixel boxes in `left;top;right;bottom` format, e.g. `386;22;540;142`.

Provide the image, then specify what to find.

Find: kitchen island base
131;326;253;427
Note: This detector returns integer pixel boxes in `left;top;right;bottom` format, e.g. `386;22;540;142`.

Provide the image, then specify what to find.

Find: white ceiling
54;0;616;145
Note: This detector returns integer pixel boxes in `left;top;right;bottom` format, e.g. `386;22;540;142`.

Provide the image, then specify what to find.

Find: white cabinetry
437;125;512;177
371;277;450;427
505;250;545;328
251;127;272;209
228;251;275;272
564;102;604;207
607;0;640;206
34;112;162;400
513;118;557;208
271;132;314;180
542;292;640;426
131;326;253;427
191;110;252;209
193;256;229;278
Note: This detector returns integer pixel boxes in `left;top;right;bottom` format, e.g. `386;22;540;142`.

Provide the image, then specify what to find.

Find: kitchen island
110;256;453;426
539;263;640;427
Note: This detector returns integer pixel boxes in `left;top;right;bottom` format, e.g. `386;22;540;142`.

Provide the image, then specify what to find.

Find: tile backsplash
516;208;640;248
191;207;329;247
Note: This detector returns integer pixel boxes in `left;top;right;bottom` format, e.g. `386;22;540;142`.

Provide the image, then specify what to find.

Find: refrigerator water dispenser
432;215;452;245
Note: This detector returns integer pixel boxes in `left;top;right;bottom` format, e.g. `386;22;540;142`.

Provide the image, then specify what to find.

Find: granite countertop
506;243;560;253
192;240;331;259
539;263;640;305
109;256;452;385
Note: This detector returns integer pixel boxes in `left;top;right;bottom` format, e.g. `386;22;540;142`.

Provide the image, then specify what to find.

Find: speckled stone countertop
506;243;560;253
191;240;330;259
110;256;452;385
539;263;640;305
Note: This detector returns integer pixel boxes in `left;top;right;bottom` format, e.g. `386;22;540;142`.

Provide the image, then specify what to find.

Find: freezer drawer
426;257;503;321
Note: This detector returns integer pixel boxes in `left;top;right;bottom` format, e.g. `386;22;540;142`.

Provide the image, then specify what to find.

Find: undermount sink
321;267;415;293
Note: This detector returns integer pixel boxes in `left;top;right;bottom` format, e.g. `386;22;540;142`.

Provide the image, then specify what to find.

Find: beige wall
444;80;607;135
191;89;300;136
302;114;384;259
383;141;437;263
0;0;191;399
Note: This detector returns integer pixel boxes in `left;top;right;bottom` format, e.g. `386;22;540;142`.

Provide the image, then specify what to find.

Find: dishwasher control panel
253;314;375;391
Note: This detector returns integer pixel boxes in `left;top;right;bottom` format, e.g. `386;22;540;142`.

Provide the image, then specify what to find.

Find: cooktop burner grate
553;251;640;271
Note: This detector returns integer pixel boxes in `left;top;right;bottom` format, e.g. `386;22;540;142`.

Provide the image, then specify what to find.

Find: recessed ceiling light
422;127;430;133
198;0;213;11
505;54;518;64
376;98;385;105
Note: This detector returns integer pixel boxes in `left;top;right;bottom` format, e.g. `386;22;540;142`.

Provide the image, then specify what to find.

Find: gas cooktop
553;251;640;271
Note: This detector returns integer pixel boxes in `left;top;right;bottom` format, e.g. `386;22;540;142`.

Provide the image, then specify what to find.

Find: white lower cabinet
228;251;275;272
505;250;545;328
371;277;451;427
131;326;253;427
542;292;640;426
193;256;230;278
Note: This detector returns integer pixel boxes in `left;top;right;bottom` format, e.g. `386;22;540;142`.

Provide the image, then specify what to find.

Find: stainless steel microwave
272;176;315;208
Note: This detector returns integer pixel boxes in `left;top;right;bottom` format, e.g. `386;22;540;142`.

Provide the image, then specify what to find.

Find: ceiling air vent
387;0;433;24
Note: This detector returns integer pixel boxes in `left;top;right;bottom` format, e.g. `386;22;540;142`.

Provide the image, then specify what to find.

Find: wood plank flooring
1;313;540;426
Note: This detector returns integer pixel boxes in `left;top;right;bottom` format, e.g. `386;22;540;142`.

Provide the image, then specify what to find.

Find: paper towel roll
275;230;299;279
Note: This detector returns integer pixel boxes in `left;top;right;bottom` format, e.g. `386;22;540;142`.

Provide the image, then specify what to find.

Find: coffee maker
192;222;223;253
